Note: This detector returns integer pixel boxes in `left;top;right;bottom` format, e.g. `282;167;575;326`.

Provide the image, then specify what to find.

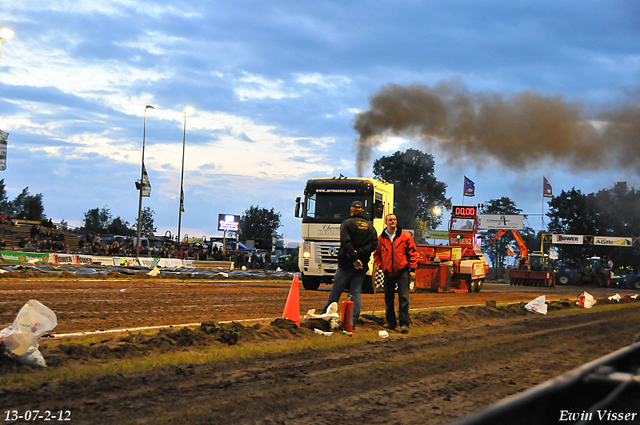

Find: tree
480;197;530;268
239;206;281;248
372;149;449;231
547;183;640;268
546;188;598;267
108;216;133;236
0;179;10;216
12;187;45;221
132;207;156;236
83;207;112;234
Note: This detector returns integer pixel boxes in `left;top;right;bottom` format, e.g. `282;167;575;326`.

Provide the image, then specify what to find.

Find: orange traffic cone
282;275;300;326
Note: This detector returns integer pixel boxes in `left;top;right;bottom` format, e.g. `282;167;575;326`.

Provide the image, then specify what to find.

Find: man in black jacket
321;200;378;328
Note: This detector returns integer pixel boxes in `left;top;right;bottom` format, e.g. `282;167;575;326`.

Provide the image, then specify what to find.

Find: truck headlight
302;242;311;259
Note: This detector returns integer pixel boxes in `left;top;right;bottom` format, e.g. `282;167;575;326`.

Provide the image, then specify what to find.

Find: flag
0;130;8;171
543;176;553;198
141;163;151;197
463;176;475;197
180;188;185;212
507;245;515;257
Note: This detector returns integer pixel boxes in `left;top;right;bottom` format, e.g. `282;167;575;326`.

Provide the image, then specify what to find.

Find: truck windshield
303;193;372;223
450;218;475;231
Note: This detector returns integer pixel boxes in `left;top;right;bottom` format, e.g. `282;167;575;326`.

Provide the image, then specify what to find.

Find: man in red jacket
373;213;418;334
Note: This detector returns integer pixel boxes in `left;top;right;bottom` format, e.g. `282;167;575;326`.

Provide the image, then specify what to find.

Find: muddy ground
1;275;640;424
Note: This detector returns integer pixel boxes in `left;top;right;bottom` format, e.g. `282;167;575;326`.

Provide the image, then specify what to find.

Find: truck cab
294;177;393;291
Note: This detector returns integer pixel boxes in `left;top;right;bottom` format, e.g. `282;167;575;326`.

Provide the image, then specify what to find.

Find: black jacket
338;213;378;272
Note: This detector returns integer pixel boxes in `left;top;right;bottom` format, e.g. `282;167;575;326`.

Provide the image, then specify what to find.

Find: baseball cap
351;200;364;208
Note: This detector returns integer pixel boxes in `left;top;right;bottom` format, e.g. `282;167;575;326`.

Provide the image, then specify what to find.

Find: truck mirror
295;197;301;218
374;201;384;219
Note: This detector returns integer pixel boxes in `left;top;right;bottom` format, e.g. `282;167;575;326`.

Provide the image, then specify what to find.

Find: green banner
422;230;449;240
0;251;50;263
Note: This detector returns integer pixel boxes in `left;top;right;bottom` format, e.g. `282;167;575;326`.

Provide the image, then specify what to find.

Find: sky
0;1;639;245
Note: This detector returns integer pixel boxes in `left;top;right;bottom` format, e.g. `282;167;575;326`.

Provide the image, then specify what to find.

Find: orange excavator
490;229;555;287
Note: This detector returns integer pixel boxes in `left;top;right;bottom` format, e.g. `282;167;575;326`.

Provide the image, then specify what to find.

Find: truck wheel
301;276;321;291
557;274;570;285
474;280;483;293
468;280;476;293
633;279;640;290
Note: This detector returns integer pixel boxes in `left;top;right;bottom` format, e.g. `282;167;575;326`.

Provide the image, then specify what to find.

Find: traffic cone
282;275;300;326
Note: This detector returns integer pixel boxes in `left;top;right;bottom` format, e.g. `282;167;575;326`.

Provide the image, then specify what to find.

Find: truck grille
318;243;340;265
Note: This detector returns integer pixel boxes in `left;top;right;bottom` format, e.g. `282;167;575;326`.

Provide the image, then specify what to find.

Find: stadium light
0;28;14;69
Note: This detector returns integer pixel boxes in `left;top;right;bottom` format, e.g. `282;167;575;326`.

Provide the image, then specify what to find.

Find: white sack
608;293;622;302
0;300;57;367
578;291;596;308
525;295;547;315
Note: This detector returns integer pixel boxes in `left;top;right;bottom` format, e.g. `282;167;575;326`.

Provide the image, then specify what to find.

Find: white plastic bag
0;300;57;366
304;302;340;330
608;293;622;302
525;295;547;315
578;291;596;308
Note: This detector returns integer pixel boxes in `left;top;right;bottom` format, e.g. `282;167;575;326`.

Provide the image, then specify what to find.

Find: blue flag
543;177;553;198
463;176;475;197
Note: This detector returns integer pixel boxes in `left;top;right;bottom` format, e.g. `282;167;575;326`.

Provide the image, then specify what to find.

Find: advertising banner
52;254;76;264
422;230;449;240
91;256;115;266
114;257;140;266
594;236;632;247
0;251;49;263
552;234;584;245
158;258;184;268
479;215;524;230
138;257;160;268
76;255;93;265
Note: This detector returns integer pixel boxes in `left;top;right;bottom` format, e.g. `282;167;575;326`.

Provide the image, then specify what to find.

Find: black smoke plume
353;79;640;176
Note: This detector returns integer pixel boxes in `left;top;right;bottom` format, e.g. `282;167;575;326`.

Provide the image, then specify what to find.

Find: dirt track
2;277;640;424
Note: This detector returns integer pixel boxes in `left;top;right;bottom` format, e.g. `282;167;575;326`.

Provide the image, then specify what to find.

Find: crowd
5;221;290;271
18;223;70;253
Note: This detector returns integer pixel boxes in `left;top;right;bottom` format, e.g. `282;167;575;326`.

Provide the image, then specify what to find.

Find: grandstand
0;220;80;253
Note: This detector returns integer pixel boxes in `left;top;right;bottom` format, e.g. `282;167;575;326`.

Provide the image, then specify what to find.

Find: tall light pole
136;105;155;258
177;106;193;244
0;28;14;69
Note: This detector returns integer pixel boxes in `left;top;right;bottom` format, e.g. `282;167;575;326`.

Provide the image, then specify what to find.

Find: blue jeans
322;266;365;326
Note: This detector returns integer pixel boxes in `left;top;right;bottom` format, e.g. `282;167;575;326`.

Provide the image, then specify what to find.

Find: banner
543;177;553;198
0;130;7;171
0;251;49;263
138;257;160;268
141;163;151;197
552;234;584;245
76;255;93;265
52;254;75;264
479;214;524;230
422;230;449;240
463;176;475;197
594;236;632;247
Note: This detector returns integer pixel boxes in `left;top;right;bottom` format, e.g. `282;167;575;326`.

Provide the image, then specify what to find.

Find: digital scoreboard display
218;214;240;232
451;205;477;218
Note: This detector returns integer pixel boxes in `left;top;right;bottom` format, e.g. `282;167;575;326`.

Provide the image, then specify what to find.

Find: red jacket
373;228;418;277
